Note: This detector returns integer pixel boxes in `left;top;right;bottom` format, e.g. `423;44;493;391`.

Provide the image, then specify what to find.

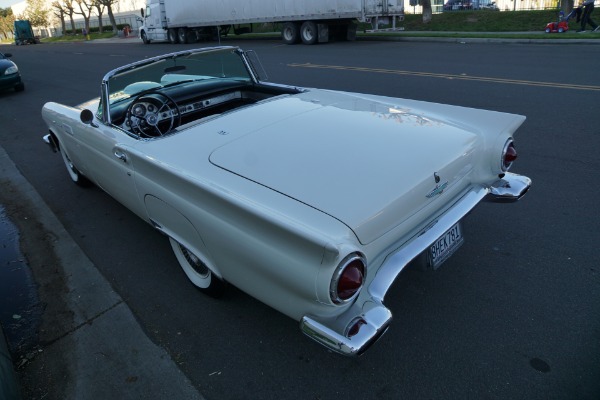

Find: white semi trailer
139;0;404;45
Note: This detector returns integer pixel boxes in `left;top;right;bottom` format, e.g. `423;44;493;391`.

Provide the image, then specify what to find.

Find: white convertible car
42;47;531;356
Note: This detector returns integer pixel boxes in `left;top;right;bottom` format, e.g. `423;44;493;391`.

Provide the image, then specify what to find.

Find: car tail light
346;318;367;337
501;139;517;171
330;254;366;304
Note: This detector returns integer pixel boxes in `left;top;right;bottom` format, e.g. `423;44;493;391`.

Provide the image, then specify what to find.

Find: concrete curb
0;145;203;399
358;33;600;44
0;323;22;400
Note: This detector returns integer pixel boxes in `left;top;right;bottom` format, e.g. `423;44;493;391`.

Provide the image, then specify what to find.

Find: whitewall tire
169;237;225;297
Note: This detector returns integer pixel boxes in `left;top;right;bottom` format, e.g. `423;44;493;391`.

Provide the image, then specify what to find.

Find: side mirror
80;109;99;128
4;53;12;58
140;8;145;17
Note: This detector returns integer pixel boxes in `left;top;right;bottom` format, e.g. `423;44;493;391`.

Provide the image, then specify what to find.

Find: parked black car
0;53;25;92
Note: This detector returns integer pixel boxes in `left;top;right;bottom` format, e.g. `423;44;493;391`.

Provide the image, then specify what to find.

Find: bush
386;10;561;32
64;25;125;35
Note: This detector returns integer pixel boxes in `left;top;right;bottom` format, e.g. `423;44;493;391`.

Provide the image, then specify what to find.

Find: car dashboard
109;80;300;138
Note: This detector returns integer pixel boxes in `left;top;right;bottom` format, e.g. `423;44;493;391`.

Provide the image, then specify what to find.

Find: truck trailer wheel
177;28;188;44
168;28;179;44
300;21;318;45
282;22;300;44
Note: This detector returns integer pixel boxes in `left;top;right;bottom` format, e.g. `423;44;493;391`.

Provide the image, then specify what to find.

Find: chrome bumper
301;173;531;356
487;172;532;202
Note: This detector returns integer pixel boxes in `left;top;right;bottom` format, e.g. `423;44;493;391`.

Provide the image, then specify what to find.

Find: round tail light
330;254;366;304
346;318;367;337
502;140;517;171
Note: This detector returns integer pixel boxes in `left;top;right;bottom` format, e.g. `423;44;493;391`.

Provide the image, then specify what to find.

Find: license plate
428;222;464;269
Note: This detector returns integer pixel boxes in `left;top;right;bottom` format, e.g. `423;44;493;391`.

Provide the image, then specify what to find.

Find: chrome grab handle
114;149;127;162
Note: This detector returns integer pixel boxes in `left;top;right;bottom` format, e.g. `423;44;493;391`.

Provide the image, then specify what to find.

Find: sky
0;0;19;9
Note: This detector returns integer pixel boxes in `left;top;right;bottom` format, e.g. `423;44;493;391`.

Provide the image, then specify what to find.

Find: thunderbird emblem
426;173;448;198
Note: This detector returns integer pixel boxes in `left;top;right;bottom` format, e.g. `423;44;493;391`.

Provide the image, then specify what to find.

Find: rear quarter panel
124;144;361;320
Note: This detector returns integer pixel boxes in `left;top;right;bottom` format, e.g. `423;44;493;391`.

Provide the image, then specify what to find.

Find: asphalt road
1;38;599;400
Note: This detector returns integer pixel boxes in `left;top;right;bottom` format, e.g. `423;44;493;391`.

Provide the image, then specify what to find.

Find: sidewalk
0;145;203;399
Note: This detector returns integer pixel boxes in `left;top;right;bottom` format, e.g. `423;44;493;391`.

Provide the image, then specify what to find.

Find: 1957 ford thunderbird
42;46;531;356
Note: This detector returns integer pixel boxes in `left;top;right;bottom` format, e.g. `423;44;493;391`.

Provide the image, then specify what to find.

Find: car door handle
114;149;128;162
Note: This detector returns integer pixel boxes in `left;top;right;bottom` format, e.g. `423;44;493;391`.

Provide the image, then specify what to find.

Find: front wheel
141;31;150;44
169;238;225;297
59;143;90;186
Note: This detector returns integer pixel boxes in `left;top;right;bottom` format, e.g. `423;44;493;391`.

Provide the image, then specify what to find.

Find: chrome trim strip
100;46;243;127
369;186;488;302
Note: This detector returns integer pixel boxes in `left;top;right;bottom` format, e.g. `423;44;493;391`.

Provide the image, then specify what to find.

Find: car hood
186;90;524;244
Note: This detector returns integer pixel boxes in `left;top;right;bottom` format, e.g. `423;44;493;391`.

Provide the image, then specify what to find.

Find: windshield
105;47;252;106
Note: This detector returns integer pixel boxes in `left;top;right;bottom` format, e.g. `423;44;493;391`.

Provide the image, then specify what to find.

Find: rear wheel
300;21;318;45
177;27;188;44
169;238;225;297
281;22;300;44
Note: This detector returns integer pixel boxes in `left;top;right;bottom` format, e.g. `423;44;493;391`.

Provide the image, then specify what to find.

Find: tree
23;0;49;27
73;0;93;34
421;0;433;24
0;7;16;40
561;0;574;13
97;0;119;35
63;0;76;34
93;1;105;33
51;2;67;36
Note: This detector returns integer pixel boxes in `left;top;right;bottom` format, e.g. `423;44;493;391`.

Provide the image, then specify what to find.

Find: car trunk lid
208;90;514;244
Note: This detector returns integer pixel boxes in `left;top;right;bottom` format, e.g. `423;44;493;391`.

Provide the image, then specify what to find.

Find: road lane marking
288;63;600;91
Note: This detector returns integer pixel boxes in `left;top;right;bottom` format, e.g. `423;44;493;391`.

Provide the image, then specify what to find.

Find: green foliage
42;30;116;42
399;10;565;31
23;0;49;27
62;23;132;35
1;7;15;18
0;7;15;39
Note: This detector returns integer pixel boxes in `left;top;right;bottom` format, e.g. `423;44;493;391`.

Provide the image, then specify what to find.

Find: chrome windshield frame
99;46;255;126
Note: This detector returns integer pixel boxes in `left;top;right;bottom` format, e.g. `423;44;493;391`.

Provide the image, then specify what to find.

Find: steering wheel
125;91;181;137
